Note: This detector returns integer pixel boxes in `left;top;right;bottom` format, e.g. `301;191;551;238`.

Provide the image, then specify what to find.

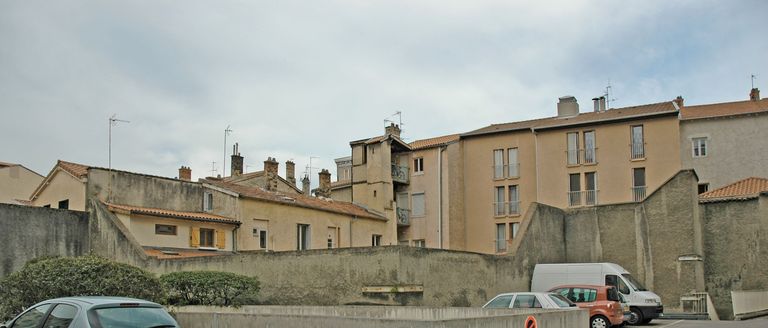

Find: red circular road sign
525;315;538;328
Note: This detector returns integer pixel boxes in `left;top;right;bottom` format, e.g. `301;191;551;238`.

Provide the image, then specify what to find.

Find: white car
483;292;576;309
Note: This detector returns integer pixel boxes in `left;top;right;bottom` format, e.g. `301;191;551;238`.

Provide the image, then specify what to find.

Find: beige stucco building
0;161;43;205
680;89;768;191
29;160;89;210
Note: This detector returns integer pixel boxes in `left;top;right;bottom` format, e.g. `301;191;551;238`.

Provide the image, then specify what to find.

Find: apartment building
680;88;768;191
462;96;681;254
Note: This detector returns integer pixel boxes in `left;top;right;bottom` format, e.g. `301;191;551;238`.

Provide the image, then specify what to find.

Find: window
698;183;709;194
633;168;646;202
252;228;259;237
485;295;513;309
512;294;542;308
372;234;382;246
327;227;337;249
507;148;519;178
511;222;520;239
413;239;425;248
568;173;581;206
11;304;52;328
585;172;597;205
508;185;519;215
567;132;580;165
155;224;177;235
199;228;214;247
631;125;645;159
692;137;708;157
297;224;311;250
494;186;505;216
203;192;213;212
493;149;504;178
57;199;69;209
259;230;268;249
583;131;596;164
571;288;598;302
496;223;506;252
413;157;424;174
411;193;425;217
42;304;78;328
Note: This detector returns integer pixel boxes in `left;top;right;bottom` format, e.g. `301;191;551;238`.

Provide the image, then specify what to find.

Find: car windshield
89;307;177;328
548;294;574;308
622;273;648;291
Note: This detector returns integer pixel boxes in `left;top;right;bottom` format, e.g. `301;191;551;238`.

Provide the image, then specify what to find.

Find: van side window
606;275;630;294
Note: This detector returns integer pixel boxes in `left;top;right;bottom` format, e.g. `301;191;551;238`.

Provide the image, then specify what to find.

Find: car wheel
590;315;610;328
627;308;644;325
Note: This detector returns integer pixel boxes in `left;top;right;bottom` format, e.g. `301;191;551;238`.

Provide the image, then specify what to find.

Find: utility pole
223;125;233;177
108;114;129;170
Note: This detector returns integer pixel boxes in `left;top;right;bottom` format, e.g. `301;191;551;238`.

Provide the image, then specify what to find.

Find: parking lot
651;317;768;328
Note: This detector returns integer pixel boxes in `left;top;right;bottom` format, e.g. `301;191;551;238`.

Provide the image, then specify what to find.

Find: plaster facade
30;168;86;210
0;163;43;204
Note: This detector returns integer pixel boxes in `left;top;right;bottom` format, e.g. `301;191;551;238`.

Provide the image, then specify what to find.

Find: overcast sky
2;1;766;187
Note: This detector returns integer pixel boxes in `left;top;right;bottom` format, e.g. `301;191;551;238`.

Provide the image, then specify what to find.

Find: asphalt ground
648;316;768;328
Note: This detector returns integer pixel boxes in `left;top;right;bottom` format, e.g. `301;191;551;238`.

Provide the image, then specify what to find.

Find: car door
8;304;52;328
40;303;79;328
511;294;542;309
484;294;515;309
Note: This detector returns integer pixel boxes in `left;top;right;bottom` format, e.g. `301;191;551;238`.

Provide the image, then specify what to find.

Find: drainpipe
438;146;444;249
232;225;239;253
532;128;540;201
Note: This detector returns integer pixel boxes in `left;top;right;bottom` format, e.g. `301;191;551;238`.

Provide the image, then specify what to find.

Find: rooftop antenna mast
752;74;757;89
305;156;320;181
210;161;218;177
384;110;404;136
223;125;233;177
604;81;617;109
108;114;130;170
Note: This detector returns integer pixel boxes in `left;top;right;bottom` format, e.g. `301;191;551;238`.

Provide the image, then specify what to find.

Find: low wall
0;204;89;277
171;306;588;328
731;290;768;320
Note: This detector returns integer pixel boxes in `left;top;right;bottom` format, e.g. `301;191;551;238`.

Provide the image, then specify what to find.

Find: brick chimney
178;166;191;181
285;160;296;186
264;157;279;191
316;169;332;198
385;123;401;138
230;143;243;176
750;88;761;101
301;175;311;194
674;96;684;108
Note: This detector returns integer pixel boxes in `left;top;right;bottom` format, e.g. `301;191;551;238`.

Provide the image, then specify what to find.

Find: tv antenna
752;74;757;89
223;125;233;177
210;161;218;177
304;156;320;182
108;114;130;169
604;82;617;109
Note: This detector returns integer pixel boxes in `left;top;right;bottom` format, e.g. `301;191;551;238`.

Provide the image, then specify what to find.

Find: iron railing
568;191;582;207
492;163;521;179
391;164;410;184
632;186;647;202
631;143;645;159
396;207;410;226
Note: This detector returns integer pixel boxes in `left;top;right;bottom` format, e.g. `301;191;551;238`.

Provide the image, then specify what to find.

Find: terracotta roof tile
203;179;386;221
144;247;233;259
58;160;89;179
409;134;461;150
699;177;768;203
681;98;768;120
462;101;677;137
104;202;241;225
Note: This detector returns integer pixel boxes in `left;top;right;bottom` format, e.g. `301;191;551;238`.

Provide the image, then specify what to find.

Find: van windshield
622;274;648;291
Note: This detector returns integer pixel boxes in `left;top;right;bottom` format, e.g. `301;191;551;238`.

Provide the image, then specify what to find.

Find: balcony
566;148;598;165
492;163;520;179
568;191;582;207
631;143;645;160
396;207;410;226
493;201;521;216
391;164;410;184
568;190;599;207
633;186;647;202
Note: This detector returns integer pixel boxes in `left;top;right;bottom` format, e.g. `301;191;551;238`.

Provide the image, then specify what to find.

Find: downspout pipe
438;146;444;249
232;225;239;253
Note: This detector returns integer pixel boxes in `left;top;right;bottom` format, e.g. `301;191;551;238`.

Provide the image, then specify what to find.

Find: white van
531;263;663;325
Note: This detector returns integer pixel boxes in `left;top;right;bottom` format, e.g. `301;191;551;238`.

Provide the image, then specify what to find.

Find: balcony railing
631;143;645;159
495;239;507;253
391;164;410;184
508;201;520;215
569;190;599;207
492;164;520;179
583;148;597;164
633;186;647;202
566;148;598;165
567;150;580;165
396;207;410;226
568;191;582;207
585;189;598;206
493;201;521;216
493;202;505;216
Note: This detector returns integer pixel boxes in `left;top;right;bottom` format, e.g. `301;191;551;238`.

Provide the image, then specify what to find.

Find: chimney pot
178;166;192;181
750;88;760;101
385;123;401;137
557;96;579;117
301;175;311;195
592;97;600;112
230;143;244;176
264;157;279;191
316;169;332;198
285;160;296;186
674;96;685;108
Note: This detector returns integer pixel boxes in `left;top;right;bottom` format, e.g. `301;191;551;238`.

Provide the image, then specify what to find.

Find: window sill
507;213;521;218
507;176;520;180
566;164;581;168
197;247;218;251
412;172;425;176
630;157;646;162
492;177;506;181
582;162;598;166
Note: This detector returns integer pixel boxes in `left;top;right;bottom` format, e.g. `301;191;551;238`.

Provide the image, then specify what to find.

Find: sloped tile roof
699;177;768;203
144;247;233;259
681;98;768;120
203;179;386;221
58;160;89;179
104;202;241;225
462;101;677;137
409;134;461;150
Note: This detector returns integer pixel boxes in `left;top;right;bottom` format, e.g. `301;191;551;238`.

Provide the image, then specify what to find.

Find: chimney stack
264;157;279;191
231;143;244;176
557;96;579;117
750;88;761;101
178;166;191;181
592;97;600;112
385;123;401;137
301;175;311;195
674;96;684;108
316;169;332;198
285;160;296;186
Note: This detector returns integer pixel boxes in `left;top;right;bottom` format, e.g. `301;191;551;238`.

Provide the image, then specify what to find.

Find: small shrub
0;255;161;321
160;271;259;306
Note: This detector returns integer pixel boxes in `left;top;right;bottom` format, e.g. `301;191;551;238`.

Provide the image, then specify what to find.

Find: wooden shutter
190;227;200;247
216;229;226;249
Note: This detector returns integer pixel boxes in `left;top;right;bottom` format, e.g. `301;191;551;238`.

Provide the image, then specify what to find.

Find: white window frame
496;223;507;253
259;229;268;249
493;149;505;179
507;148;519;178
372;234;382;246
297;224;311;250
203;191;213;212
413;239;426;248
692;137;708;158
413;157;424;174
567;132;580;165
411;192;425;217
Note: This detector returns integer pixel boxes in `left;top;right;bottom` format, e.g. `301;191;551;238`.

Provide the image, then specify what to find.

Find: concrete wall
680;113;768;189
731;290;768;320
702;195;768;319
87;168;204;212
172;306;588;328
0;204;89;277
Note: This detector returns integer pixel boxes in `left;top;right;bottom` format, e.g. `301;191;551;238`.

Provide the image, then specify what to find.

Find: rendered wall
0;166;43;204
87;168;204;212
